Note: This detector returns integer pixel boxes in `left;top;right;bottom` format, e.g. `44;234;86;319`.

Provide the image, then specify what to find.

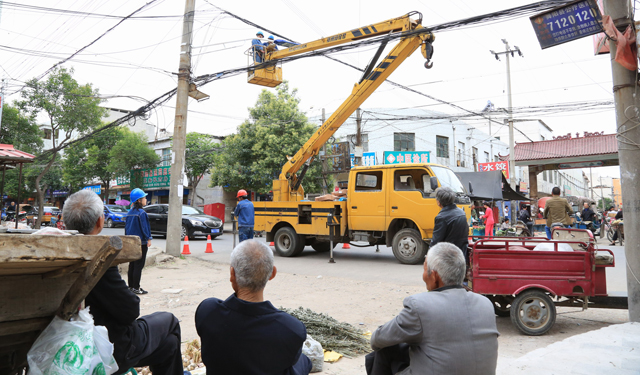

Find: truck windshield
431;166;465;193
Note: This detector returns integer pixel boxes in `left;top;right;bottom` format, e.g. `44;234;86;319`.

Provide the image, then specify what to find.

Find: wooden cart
0;234;141;375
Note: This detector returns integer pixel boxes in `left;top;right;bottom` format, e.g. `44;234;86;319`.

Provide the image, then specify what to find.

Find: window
394;170;427;192
472;147;478;163
161;149;171;167
436;136;449;158
484;151;489;163
494;155;499;162
394;133;415;151
43;129;52;140
543;170;547;182
347;133;369;152
355;171;382;191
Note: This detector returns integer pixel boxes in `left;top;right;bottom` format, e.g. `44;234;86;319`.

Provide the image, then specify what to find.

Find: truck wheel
488;295;513;317
392;229;427;265
311;241;334;253
274;227;305;257
510;290;556;336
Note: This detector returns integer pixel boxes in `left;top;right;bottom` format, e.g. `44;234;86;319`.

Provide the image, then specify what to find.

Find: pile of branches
282;307;371;357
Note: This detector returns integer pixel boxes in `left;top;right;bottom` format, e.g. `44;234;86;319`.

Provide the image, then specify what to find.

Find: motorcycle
608;219;624;245
513;220;531;238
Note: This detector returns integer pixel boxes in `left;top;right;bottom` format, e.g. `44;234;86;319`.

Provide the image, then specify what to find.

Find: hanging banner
477;161;510;179
530;0;603;49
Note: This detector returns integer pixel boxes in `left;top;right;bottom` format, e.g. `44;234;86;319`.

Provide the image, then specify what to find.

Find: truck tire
311;241;335;253
392;228;427;265
274;227;305;257
510;289;556;336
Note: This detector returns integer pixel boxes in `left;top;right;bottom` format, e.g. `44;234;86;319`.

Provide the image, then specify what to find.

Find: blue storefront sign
83;185;102;194
384;151;431;165
530;0;603;49
52;190;69;197
350;152;376;167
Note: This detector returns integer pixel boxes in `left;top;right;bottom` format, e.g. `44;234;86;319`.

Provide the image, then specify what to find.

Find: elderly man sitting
365;242;499;375
62;190;184;375
195;239;312;374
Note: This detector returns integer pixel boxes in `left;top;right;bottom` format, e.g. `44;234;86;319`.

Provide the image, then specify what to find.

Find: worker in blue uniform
235;189;255;242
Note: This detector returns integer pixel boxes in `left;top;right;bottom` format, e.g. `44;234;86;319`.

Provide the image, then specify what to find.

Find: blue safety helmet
256;31;264;37
130;188;148;203
268;35;274;40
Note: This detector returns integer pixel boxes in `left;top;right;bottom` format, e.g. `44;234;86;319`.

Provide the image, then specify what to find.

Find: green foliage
185;132;219;205
209;82;323;194
108;128;160;189
0;103;43;154
598;197;613;210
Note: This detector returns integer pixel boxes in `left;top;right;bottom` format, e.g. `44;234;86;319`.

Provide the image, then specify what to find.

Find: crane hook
424;60;433;69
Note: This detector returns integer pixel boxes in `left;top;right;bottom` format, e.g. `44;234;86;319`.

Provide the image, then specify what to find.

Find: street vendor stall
0;144;35;229
0;233;141;375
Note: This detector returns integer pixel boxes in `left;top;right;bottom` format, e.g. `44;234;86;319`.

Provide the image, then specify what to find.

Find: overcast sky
0;0;625;181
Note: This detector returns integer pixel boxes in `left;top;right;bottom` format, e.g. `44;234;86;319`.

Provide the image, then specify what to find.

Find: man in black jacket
430;187;469;263
581;202;595;222
62;190;183;375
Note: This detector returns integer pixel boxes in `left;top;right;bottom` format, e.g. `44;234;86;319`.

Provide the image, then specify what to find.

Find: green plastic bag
27;307;118;375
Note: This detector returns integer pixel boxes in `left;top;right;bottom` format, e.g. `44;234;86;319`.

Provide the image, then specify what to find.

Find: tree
209;82;323;194
108;128;160;189
185;132;219;206
18;67;105;226
63;124;126;202
598;197;613;211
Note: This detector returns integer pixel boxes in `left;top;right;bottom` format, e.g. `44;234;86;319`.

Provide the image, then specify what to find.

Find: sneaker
138;287;148;294
130;287;148;295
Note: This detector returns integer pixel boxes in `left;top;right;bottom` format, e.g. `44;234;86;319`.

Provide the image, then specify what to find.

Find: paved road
101;227;628;292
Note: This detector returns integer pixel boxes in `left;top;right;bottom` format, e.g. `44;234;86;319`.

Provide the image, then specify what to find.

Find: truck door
348;170;386;231
388;168;439;238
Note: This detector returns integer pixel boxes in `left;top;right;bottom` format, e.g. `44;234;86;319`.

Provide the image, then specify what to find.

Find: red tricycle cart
470;228;627;335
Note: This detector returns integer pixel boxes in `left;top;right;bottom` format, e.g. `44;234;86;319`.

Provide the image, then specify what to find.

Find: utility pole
355;108;362;166
604;0;639;322
600;176;605;212
450;119;456;168
166;0;195;257
490;41;523;189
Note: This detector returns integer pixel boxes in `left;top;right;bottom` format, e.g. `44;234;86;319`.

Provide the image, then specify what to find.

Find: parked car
143;204;223;240
104;204;128;228
25;206;60;226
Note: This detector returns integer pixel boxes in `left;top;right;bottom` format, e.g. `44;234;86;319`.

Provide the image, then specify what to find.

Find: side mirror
430;176;438;191
468;182;474;195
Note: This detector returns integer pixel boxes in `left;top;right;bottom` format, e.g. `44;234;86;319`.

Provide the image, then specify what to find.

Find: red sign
478;161;510;179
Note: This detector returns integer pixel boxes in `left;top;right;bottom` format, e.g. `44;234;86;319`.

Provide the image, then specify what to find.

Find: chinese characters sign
384;151;430;165
350;152;376;167
530;0;603;49
477;161;510;179
132;166;171;189
83;185;101;194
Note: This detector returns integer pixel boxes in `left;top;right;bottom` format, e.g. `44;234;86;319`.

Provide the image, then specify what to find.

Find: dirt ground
132;256;629;374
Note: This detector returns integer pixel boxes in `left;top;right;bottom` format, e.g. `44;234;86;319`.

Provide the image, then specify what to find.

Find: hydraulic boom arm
259;12;435;201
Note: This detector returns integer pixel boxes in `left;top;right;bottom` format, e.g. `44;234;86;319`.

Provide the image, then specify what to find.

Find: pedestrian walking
235;189;254;243
125;188;152;295
481;202;495;237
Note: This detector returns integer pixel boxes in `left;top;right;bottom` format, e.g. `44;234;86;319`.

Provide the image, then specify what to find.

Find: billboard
477;160;510;179
384;151;431;164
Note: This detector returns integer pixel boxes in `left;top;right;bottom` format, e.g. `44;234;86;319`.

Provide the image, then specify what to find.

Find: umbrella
114;199;130;206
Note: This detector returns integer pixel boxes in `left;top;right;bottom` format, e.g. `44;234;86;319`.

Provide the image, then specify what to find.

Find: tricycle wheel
510;290;556;336
488;295;513;317
392;228;427;264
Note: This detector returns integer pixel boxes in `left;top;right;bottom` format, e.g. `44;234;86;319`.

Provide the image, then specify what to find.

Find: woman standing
481;201;495;237
125;188;152;295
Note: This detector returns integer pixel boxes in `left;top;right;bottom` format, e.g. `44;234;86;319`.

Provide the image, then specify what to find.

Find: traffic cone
205;235;214;253
269;242;274;246
342;242;351;249
181;236;191;255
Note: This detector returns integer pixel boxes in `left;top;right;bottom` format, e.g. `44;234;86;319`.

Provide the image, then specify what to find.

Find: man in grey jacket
365;243;499;375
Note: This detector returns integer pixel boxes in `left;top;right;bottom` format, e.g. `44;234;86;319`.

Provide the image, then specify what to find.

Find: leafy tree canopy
184;132;219;205
0;103;43;154
209;82;323;194
108;128;160;188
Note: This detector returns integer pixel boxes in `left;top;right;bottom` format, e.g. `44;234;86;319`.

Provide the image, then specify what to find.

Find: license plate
211;229;220;233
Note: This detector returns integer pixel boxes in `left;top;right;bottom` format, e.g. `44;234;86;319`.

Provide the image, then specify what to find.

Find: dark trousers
128;244;148;289
116;312;183;375
238;226;254;242
365;344;411;375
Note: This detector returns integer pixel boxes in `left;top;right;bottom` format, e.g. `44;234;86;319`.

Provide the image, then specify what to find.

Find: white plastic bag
27;307;118;375
302;335;324;373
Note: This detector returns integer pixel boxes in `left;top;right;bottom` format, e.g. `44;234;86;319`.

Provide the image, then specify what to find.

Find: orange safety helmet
237;189;248;198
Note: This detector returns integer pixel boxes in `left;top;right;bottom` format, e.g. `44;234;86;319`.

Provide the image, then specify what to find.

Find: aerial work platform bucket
246;46;282;87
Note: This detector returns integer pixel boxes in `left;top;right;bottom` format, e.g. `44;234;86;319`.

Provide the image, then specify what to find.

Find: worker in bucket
252;31;265;63
234;189;254;243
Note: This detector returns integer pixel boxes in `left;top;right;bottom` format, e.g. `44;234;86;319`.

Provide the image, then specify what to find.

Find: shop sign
477;161;510;179
83;185;101;194
530;0;603;49
133;166;171;189
52;190;69;197
350;152;376;167
384;151;430;164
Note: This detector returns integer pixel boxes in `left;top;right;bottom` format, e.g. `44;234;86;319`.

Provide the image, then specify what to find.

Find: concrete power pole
604;0;639;322
166;0;195;256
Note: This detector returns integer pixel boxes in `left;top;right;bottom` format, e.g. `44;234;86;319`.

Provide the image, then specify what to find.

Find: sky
0;0;627;182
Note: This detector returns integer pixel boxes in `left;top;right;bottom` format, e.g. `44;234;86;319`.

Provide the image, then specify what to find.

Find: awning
456;171;530;201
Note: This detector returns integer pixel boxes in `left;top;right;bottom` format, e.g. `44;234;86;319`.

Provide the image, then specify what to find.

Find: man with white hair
63;190;184;375
195;239;312;374
365;243;499;375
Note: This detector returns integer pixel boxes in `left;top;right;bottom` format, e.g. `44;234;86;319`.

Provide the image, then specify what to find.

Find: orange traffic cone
269;242;274;246
181;236;191;255
205;235;214;253
342;242;351;249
